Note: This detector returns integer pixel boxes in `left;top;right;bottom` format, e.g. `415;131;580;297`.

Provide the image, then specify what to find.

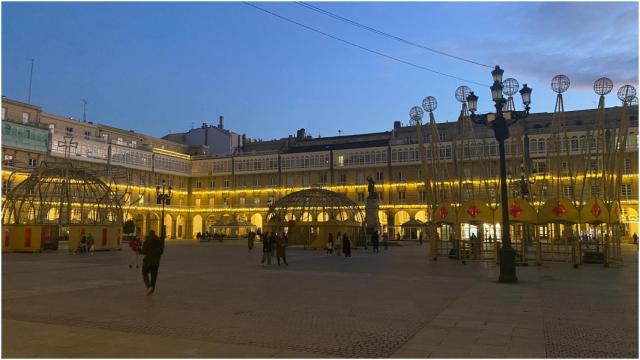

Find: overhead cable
296;1;493;69
243;2;489;87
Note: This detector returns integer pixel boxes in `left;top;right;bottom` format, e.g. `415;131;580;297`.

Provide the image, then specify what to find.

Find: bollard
431;236;438;261
494;241;500;265
577;241;582;266
536;240;542;266
572;244;578;268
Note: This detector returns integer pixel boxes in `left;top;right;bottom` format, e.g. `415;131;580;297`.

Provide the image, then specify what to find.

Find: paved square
2;242;638;358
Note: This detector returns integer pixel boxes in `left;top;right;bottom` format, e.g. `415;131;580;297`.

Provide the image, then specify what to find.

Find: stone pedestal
364;194;380;241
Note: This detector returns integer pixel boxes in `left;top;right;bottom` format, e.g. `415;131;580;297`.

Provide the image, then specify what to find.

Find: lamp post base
499;246;518;283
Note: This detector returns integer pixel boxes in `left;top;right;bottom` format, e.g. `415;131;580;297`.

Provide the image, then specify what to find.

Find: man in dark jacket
372;230;380;253
140;230;164;295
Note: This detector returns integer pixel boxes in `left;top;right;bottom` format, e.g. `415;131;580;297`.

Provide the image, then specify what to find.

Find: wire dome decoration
551;75;570;94
617;85;637;102
409;106;424;123
630;96;639;106
422;96;438;112
455;86;471;103
593;77;613;95
2;161;123;226
502;78;520;97
266;188;364;225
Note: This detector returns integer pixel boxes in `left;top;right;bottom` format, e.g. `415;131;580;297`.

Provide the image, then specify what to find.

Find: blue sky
2;2;638;140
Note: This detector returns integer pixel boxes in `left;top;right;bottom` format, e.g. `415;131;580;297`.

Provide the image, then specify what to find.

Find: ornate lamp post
466;65;532;283
156;180;172;240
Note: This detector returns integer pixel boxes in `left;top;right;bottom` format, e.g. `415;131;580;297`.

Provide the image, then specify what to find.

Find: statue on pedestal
366;176;377;200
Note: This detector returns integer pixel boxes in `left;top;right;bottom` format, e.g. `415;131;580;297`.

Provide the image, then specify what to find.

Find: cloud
456;2;638;90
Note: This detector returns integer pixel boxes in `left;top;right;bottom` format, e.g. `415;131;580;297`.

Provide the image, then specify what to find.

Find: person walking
139;230;164;296
276;233;288;266
248;231;255;252
382;232;389;250
633;232;638;246
129;235;142;269
326;233;334;255
342;233;351;257
372;230;380;253
78;235;88;254
335;232;342;256
418;231;423;245
261;232;272;265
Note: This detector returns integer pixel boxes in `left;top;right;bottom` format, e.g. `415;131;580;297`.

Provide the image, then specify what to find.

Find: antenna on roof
81;99;88;122
27;59;34;104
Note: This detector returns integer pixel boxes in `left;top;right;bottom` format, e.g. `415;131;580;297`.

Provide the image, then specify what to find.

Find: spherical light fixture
551;75;570;94
409;106;424;124
617;85;637;102
502;78;520;97
455;86;471;103
421;96;438;113
593;77;613;95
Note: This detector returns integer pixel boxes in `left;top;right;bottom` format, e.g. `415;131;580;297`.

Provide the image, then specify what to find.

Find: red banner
4;229;9;248
102;228;108;246
44;228;51;243
24;228;32;248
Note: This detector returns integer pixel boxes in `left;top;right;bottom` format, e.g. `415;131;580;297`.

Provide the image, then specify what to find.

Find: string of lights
296;1;493;69
243;2;489;87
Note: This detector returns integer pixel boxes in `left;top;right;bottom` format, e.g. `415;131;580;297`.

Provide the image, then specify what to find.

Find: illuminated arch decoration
579;199;609;224
495;198;537;223
458;200;493;224
539;198;579;224
434;203;457;224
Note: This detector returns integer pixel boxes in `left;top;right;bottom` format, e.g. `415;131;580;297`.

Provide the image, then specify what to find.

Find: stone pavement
2;241;637;358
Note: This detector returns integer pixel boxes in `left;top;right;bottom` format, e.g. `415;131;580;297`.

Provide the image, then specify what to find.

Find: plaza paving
2;240;638;358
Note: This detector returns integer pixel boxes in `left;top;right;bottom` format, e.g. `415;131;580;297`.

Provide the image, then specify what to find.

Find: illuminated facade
2;97;638;241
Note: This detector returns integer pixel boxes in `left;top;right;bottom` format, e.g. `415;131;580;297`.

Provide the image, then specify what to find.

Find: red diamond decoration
591;203;602;218
467;204;480;218
553;202;566;217
438;207;448;219
509;203;522;218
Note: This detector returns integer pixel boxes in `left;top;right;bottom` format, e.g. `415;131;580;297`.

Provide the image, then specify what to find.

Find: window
337;155;344;167
117;137;124;145
84;131;92;139
398;191;406;201
28;158;37;167
624;159;632;174
195;198;201;207
210;180;215;189
254;197;260;205
302;175;310;187
239;197;246;207
287;177;295;187
571;136;579;151
253;177;260;188
21;112;29;124
224;179;231;189
357;192;365;202
131;140;137;148
375;171;384;183
3;154;14;166
439;131;447;141
398;171;404;182
339;174;347;185
357;173;365;184
65;127;74;135
591;184;600;198
621;184;633;198
533;160;546;174
378;192;383;201
563;185;574;198
2;178;11;194
419;191;426;202
195;181;201;189
561;162;569;176
48;124;55;133
590;159;600;172
269;176;276;186
1;107;6;120
319;174;327;185
209;198;215;206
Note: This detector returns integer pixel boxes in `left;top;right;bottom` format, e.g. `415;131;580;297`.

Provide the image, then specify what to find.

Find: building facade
2;97;638;242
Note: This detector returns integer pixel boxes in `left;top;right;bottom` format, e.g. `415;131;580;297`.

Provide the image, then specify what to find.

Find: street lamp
466;65;532;283
156;180;172;240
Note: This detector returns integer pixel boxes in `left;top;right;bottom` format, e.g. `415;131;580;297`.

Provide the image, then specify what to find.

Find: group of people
261;231;288;266
325;232;352;257
75;233;95;254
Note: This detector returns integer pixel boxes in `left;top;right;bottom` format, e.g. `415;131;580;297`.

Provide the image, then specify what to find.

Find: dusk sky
2;2;638;140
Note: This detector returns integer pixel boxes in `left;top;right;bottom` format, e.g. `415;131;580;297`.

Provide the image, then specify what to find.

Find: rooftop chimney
394;121;401;130
218;116;224;130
